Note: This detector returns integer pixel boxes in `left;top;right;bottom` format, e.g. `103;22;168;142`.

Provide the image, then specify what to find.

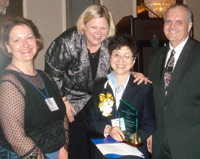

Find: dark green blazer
148;38;200;158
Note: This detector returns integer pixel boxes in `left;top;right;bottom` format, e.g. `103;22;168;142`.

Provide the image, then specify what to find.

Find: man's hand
62;97;76;122
132;72;152;85
147;135;152;153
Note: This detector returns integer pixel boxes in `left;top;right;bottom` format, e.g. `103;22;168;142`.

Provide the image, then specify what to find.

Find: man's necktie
164;49;175;96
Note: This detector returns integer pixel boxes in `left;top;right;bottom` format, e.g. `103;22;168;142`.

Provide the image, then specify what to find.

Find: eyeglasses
111;53;133;60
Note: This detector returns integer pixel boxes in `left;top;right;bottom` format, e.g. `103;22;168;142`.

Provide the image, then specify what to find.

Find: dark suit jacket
148;38;200;158
86;75;156;159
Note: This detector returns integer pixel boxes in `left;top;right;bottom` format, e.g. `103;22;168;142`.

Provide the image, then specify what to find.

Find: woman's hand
132;72;152;85
108;126;125;142
62;97;76;123
147;135;152;153
58;147;68;159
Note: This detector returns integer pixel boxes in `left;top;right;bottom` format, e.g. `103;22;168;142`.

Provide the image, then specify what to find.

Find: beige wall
23;0;200;70
100;0;137;24
23;0;66;70
184;0;200;41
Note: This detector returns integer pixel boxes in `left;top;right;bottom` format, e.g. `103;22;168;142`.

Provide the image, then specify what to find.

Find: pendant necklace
90;52;97;58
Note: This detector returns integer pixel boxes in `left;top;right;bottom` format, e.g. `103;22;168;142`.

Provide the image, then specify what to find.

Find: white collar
169;36;189;54
165;36;189;68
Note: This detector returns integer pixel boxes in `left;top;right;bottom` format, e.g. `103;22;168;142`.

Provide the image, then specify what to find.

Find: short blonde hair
76;5;115;38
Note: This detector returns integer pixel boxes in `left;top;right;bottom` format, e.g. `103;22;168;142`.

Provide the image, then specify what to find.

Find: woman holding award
86;34;156;159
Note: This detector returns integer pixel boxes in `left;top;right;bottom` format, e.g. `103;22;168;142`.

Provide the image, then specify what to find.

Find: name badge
45;97;59;112
119;118;126;131
111;118;120;127
111;118;126;131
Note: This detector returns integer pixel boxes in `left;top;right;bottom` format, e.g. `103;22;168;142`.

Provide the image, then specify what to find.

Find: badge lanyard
114;98;118;119
111;89;126;131
10;63;49;99
114;88;125;119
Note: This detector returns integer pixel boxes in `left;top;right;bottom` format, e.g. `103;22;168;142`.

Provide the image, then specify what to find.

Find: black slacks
68;106;89;159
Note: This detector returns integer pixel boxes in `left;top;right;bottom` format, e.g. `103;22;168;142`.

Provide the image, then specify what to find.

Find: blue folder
91;137;145;158
91;137;125;158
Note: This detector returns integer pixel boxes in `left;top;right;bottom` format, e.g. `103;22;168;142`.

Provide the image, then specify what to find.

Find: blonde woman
45;5;149;159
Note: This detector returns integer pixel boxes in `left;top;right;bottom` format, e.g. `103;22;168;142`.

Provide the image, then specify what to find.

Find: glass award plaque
118;100;142;147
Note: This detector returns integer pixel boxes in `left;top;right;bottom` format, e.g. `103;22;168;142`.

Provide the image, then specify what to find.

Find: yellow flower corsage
98;92;114;117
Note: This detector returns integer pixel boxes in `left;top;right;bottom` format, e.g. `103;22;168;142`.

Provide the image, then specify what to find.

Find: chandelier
144;0;176;18
0;0;9;15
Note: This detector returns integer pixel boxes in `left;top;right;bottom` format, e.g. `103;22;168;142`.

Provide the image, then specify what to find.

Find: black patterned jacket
45;27;110;113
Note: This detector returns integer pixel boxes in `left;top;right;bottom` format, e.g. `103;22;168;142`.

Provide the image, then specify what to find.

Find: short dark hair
108;34;138;57
0;16;43;53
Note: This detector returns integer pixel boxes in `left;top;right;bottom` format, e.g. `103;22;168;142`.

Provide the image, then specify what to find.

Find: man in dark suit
148;4;200;159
